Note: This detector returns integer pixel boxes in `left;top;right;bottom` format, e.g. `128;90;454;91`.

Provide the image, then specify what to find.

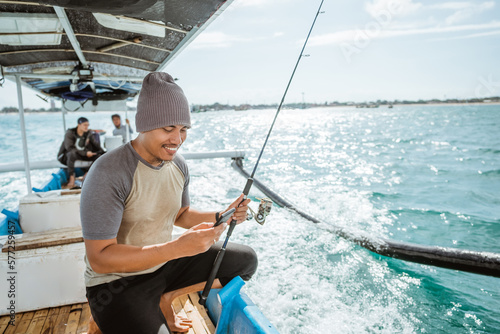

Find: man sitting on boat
80;72;258;334
111;113;134;143
57;117;105;188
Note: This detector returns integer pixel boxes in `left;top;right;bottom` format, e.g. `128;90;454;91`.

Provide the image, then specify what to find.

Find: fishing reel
247;197;273;225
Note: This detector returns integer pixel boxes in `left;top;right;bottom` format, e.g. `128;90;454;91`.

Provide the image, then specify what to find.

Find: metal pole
62;109;67;131
125;110;130;142
16;75;32;193
53;6;88;68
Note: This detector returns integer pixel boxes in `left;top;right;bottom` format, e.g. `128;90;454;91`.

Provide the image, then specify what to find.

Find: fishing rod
199;0;326;306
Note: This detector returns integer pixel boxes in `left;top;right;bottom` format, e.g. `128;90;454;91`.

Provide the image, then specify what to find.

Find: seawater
0;105;499;333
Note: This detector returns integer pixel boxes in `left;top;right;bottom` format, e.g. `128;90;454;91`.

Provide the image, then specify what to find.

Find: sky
1;0;500;108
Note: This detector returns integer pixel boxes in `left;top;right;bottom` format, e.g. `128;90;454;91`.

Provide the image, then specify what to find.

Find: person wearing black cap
57;117;105;188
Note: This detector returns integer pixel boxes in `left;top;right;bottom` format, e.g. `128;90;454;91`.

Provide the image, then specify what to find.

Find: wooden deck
0;293;215;334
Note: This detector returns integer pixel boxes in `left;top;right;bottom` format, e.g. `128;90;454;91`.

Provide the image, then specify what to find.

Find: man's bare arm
174;207;217;229
85;222;224;274
175;194;251;229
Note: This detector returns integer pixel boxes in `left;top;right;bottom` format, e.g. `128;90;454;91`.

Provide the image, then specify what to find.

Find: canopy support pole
53;6;88;67
125;109;130;142
16;75;32;194
62;109;67;132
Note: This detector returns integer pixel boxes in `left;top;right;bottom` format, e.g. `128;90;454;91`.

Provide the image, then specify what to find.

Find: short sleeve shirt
113;125;133;143
80;142;190;287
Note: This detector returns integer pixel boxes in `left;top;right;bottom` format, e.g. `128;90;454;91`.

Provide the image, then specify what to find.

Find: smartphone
214;208;235;227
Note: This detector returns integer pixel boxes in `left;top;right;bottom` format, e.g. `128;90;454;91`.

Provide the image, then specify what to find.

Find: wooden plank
53;305;71;334
0;315;12;333
46;308;61;317
178;294;208;334
76;303;90;334
33;309;49;318
13;311;34;333
0;299;214;334
40;307;61;334
64;304;83;334
188;293;216;334
2;227;83;252
172;298;195;334
3;313;22;334
49;305;71;334
26;309;49;334
61;189;81;196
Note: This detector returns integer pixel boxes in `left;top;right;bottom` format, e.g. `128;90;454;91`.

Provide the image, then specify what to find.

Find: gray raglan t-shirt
80;142;190;287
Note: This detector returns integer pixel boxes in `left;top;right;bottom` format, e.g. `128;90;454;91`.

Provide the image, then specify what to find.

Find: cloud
365;0;423;18
309;21;500;45
430;1;495;25
429;29;500;41
190;31;243;49
190;30;282;49
230;0;293;8
431;1;494;10
235;0;267;6
431;2;477;10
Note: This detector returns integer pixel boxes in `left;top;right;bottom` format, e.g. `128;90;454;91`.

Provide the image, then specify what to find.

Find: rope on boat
231;158;500;278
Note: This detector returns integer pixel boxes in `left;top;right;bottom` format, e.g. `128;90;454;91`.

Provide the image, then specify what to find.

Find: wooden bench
0;293;215;334
1;227;84;253
1;228;215;333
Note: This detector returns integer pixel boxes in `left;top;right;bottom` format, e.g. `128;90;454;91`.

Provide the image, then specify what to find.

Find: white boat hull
0;240;86;316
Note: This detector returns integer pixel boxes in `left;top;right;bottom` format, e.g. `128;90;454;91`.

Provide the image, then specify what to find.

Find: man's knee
239;246;258;281
66;151;79;166
225;244;258;281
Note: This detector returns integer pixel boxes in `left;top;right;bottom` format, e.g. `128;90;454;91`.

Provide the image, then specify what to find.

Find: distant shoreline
1;101;499;114
389;101;500;107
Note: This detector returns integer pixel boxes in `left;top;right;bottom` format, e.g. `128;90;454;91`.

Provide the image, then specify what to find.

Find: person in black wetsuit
57;117;104;188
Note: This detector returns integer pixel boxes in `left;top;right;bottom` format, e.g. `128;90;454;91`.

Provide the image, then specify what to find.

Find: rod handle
243;178;253;196
199;247;226;306
199;221;237;306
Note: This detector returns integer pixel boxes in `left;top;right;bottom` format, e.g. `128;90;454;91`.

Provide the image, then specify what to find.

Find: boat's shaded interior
0;0;230;103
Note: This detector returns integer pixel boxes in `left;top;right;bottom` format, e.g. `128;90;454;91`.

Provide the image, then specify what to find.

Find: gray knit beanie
136;72;191;132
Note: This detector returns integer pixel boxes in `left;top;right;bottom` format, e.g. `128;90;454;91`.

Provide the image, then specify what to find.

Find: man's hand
223;194;251;224
175;222;226;257
125;118;131;125
86;151;97;158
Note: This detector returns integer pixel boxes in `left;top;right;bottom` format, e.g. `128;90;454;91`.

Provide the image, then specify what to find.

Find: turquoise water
1;105;499;333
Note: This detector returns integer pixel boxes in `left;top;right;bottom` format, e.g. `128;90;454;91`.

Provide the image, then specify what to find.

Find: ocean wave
388;207;499;225
371;192;401;200
389;208;448;217
479;169;500;176
478;148;500;154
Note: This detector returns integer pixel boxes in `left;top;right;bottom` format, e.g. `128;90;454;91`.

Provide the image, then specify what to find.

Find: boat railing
0;150;246;235
0;150;246;173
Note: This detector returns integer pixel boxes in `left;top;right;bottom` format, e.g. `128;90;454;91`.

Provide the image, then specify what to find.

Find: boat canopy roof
0;0;231;103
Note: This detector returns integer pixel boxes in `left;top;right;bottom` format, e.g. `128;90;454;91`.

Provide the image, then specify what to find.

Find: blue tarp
0;169;67;235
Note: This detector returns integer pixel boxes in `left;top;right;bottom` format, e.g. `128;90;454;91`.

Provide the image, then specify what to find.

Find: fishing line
199;0;326;306
249;0;325;180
